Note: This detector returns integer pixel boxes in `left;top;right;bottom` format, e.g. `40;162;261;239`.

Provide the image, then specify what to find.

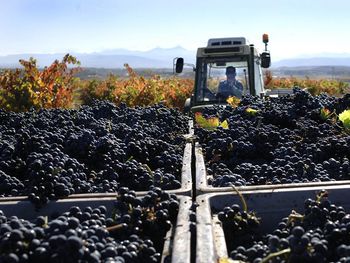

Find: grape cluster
218;191;350;263
217;204;261;251
0;188;179;263
0;101;189;204
196;88;350;187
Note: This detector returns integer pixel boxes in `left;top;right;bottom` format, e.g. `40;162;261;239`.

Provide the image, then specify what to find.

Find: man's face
226;72;236;81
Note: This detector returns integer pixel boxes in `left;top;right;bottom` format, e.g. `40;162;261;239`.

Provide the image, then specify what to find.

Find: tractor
174;34;272;113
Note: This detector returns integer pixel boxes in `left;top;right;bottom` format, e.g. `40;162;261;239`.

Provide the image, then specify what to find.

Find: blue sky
1;0;350;60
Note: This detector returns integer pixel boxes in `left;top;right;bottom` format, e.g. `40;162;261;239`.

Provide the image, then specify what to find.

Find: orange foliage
0;54;80;111
263;70;349;96
80;64;194;110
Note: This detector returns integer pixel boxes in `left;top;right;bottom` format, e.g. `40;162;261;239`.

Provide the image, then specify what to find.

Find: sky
1;0;350;61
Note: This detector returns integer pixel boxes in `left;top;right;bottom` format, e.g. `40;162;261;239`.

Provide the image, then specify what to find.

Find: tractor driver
216;66;243;99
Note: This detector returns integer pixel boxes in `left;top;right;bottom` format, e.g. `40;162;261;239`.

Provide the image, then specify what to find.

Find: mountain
0;46;196;68
272;56;350;68
2;48;350;69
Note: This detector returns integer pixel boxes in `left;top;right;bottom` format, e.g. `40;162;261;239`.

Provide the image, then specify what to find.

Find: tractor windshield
194;57;250;103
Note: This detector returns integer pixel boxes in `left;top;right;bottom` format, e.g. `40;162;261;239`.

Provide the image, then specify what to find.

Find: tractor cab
175;35;271;113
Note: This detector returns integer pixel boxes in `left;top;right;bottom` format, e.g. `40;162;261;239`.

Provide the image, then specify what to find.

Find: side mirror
175;57;184;73
261;52;271;68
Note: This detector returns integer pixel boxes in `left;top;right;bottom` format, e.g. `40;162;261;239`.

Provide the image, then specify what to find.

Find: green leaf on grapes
195;112;228;130
245;107;258;117
195;112;213;129
320;108;331;120
339;109;350;129
206;117;220;127
343;119;350;129
226;96;241;108
220;120;229;129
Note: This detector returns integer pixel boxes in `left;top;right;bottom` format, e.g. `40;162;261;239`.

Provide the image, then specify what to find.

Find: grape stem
126;155;134;162
287;210;304;226
316;190;328;204
260;248;291;263
106;223;126;232
142;163;154;178
230;183;247;213
43;216;49;228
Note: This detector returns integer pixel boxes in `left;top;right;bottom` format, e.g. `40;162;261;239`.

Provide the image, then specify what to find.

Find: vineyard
0;55;349;112
1;55;350;262
0;55;193;112
264;70;350;96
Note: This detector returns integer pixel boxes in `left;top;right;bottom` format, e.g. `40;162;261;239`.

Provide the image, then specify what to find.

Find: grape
196;88;350;187
0;188;179;263
217;191;350;262
0;101;189;205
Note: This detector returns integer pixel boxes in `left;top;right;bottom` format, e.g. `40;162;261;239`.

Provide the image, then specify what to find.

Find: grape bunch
196;88;350;187
218;190;350;263
0;101;189;204
0;187;179;263
217;203;261;251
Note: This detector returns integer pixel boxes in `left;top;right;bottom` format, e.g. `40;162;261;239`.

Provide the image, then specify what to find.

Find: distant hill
272;57;350;67
0;47;196;68
2;48;350;70
269;66;350;80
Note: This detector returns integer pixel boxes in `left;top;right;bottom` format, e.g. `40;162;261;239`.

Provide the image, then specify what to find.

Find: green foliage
245;107;259;117
339;109;350;129
226;96;241;108
320;108;331;120
195;112;229;130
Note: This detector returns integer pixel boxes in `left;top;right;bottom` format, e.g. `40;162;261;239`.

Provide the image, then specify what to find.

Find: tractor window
195;58;249;103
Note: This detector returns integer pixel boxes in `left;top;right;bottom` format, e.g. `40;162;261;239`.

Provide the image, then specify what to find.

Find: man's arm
230;81;243;97
236;81;244;91
217;81;225;93
216;81;230;100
